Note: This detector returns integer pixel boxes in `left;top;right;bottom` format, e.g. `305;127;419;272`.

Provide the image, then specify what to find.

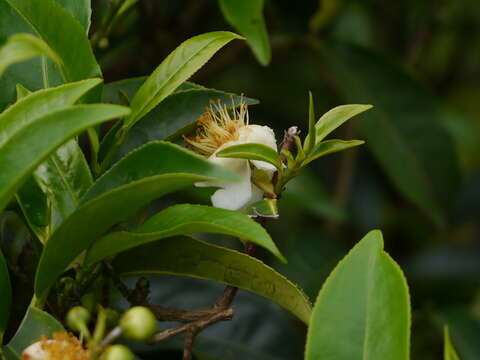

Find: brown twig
151;308;233;343
105;219;266;360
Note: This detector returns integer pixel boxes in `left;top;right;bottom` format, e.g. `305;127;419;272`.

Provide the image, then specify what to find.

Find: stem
150;308;233;343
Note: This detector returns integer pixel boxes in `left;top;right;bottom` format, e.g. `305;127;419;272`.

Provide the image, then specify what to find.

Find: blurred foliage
89;0;480;358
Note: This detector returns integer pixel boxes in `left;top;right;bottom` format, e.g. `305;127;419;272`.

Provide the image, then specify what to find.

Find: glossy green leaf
216;143;282;170
86;204;285;264
305;230;411;360
5;0;101;81
113;236;311;324
0;104;130;212
219;0;271;66
304;104;372;150
52;0;91;33
302;139;364;166
109;88;258;163
445;326;461;360
11;80;98;238
34;142;237;300
34;139;93;220
0;33;62;78
0;250;11;342
3;307;63;359
316;41;460;223
126;31;243;128
15;176;49;242
0;78;101;147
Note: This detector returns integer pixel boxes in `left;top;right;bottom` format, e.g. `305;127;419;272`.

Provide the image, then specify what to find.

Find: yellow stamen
184;97;249;156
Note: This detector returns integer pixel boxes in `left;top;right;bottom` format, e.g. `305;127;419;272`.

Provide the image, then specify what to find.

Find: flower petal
210;158;254;210
239;125;278;172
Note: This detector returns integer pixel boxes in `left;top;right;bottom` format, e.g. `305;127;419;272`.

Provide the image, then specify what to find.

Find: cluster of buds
22;306;157;360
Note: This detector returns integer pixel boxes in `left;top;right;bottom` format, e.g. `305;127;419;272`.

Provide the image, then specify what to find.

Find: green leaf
109;88;258;163
304;91;316;153
5;0;101;81
304;104;372;150
11;80;98;238
218;0;271;66
0;103;130;212
216;143;282;170
15;176;49;242
243;198;279;218
34;139;93;220
305;230;411;360
126;31;243;128
15;83;30;99
445;326;461;360
3;307;63;359
302;139;364;166
0;249;11;342
86;204;285;264
0;78;101;148
109;0;139;30
113;236;311;324
52;0;91;33
102;77;146;104
34;141;237;300
0;33;63;78
316;41;460;223
436;308;480;360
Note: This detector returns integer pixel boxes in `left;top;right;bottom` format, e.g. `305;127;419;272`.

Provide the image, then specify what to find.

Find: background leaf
305;230;410;360
85;204;285;264
35;142;237;299
445;326;461;360
0;249;11;342
316;41;460;223
218;0;271;66
113;236;311;324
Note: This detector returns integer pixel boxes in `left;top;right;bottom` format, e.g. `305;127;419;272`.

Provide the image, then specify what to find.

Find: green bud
80;293;96;314
66;306;90;333
105;308;120;328
119;306;156;341
101;345;135;360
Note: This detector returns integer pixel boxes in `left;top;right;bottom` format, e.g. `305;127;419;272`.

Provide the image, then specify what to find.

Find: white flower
22;332;89;360
185;99;277;210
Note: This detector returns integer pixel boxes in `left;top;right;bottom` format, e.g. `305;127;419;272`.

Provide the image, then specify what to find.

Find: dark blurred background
92;0;480;358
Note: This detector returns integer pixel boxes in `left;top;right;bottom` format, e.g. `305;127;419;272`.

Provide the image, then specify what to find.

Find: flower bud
80;293;96;314
101;345;134;360
66;306;90;333
119;306;156;341
105;308;120;328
